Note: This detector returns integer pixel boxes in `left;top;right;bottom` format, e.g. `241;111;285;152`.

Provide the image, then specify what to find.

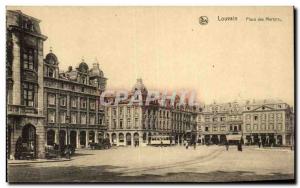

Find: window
71;97;77;108
127;119;131;129
120;119;123;129
276;113;282;120
90;101;96;110
135;107;139;115
60;96;66;106
99;118;103;125
71;113;77;124
23;48;35;70
48;94;55;105
90;115;95;125
60;111;66;123
48;110;55;123
127;107;131;115
213;117;217;122
81;113;86;124
135;118;139;129
80;76;86;84
80;98;87;109
220;117;226;121
119;134;124;142
48;68;54;78
269;114;274;122
113;119;117;129
205;126;209;131
23;82;35;107
246;124;251;131
253;124;258;130
119;107;123;116
205;116;210;122
23;20;34;31
213;126;218;131
113;108;117;116
220;126;226;131
254;115;258;121
246;114;251;120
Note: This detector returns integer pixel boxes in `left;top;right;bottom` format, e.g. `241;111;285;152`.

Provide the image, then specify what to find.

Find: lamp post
66;115;70;145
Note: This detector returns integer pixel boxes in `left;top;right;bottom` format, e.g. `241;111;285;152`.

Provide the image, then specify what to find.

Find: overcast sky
8;6;294;105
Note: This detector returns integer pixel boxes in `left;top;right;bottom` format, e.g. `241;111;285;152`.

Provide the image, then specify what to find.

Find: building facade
105;79;198;147
197;100;294;146
44;52;107;149
242;100;294;146
6;10;48;159
197;102;243;144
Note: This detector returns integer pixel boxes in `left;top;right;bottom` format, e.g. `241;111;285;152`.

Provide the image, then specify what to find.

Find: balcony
7;104;42;116
7;105;25;115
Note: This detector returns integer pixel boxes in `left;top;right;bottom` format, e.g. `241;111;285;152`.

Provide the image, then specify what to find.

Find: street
8;145;294;182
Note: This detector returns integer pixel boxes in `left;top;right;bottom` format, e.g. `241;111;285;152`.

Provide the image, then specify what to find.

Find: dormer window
81;76;86;84
48;68;54;78
23;20;34;31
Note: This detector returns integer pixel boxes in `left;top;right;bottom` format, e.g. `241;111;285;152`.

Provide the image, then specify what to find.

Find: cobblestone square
8;146;294;182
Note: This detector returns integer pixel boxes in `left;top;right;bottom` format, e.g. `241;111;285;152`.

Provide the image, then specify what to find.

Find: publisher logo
199;16;209;25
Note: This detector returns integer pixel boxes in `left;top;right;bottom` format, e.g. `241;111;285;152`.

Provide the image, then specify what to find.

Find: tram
150;135;175;146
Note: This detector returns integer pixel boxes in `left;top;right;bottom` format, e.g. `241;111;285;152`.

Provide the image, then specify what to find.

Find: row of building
6;10;294;159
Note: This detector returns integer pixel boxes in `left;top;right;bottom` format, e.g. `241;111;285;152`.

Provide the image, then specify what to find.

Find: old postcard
6;6;294;183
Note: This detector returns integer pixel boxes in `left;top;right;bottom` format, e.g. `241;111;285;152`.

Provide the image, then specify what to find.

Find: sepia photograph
5;6;295;183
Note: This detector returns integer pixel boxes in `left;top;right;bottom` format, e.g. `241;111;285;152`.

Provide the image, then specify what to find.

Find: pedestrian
237;142;243;152
15;136;23;160
65;146;71;159
225;141;229;151
193;142;196;150
258;141;261;148
186;142;189;149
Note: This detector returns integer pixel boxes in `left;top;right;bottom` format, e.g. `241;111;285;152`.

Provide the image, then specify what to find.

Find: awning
226;135;242;141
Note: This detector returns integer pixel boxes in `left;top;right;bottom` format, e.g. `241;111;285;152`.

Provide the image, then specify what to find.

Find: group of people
225;141;243;151
183;140;197;150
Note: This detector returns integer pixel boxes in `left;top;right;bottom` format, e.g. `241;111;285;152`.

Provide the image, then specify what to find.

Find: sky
7;6;294;105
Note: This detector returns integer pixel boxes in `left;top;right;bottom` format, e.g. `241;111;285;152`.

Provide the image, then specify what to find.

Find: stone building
198;102;243;145
197;99;294;146
242;100;294;146
6;10;48;159
105;79;198;146
44;52;107;149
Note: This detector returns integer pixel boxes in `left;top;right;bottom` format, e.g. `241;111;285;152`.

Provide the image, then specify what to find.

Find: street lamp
66;115;70;145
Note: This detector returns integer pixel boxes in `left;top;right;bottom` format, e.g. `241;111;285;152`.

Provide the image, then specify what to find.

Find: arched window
81;76;86;84
119;133;124;143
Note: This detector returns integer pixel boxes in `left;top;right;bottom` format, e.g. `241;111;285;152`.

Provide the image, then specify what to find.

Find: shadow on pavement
8;164;295;183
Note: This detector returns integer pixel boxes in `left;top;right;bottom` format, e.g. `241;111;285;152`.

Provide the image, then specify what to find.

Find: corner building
242;100;294;146
6;10;47;159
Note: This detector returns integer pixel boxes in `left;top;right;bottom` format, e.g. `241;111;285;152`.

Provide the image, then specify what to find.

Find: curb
8;159;71;165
